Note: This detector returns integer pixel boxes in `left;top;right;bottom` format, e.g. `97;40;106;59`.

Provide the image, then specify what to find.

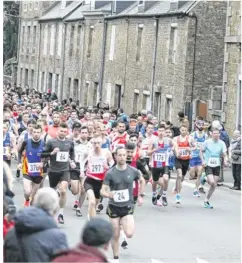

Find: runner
190;119;208;197
202;128;228;208
148;125;176;206
18;124;45;207
100;147;144;261
111;120;129;153
48;111;62;139
3;109;18;136
173;125;195;204
3;120;17;167
41;122;75;224
84;134;113;219
70;125;92;217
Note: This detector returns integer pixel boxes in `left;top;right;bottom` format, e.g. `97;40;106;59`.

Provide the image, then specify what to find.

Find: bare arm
100;184;112;199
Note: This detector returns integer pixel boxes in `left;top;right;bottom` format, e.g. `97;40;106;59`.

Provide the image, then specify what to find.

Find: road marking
196;257;211;263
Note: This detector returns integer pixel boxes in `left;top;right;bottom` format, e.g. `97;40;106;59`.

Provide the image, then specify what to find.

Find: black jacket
4;207;68;262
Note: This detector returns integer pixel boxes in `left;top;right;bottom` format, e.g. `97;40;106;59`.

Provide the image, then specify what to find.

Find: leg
232;164;237;187
23;178;32;204
30;182;41;205
120;214;135;238
176;168;182;194
58;180;68;210
235;164;241;189
110;217;121;258
196;165;203;189
86;189;97;218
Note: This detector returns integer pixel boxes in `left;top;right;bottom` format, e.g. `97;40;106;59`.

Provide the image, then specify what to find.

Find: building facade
17;0;231;127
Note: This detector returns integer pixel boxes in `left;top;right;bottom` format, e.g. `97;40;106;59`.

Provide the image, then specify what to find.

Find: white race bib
28;163;41;173
154;153;166;162
179;149;189;157
56;152;69;162
208;157;219;167
75;151;83;163
91;163;104;174
113;189;129;203
3;147;10;156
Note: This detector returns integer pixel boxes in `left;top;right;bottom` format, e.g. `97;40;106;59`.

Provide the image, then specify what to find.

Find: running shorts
106;203;134;218
205;166;220;177
48;171;70;188
151;167;170;182
23;174;43;184
175;159;190;176
84;177;103;199
70;170;81;181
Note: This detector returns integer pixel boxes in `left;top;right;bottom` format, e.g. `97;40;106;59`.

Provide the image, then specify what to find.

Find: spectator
177;111;190;129
230;130;241;190
4;188;68;262
52;218;113;263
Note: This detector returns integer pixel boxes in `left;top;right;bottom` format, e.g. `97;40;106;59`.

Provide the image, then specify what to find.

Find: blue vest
26;139;45;177
3;132;11;160
102;138;110;149
191;132;206;158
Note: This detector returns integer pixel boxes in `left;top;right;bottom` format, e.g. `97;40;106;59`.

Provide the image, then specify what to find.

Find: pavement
10;160;241;263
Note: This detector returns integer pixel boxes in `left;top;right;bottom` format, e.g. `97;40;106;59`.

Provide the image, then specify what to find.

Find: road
10;161;241;263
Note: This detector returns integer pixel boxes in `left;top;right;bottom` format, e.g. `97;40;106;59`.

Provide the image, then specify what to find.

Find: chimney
169;0;178;12
138;0;145;13
60;0;66;10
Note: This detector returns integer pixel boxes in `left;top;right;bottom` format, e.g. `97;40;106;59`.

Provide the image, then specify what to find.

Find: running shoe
193;190;200;197
68;183;71;191
73;201;79;210
204;201;213;209
24;200;30;207
121;240;128;249
16;170;20;178
152;195;157;205
199;187;206;194
162;196;168;206
58;214;64;224
175;194;181;204
76;208;82;217
96;203;104;213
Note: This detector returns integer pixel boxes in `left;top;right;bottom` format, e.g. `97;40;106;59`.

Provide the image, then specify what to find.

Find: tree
3;1;20;65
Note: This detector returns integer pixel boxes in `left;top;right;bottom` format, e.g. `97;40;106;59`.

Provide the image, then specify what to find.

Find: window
165;97;172;121
154;92;161;120
25;69;28;85
133;92;139;113
142;93;150;110
57;24;62;56
23;1;27;11
73;79;79;100
48;73;53;91
106;83;112;105
22;26;25;52
93;82;99;105
20;68;23;85
41;72;45;91
136;25;143;62
114;84;121;108
84;82;89;106
69;25;75;57
68;78;72;95
33;26;37;53
43;25;48;56
34;1;39;10
169;27;177;64
76;25;82;55
31;70;34;88
29;1;33;10
55;74;59;93
50;25;56;56
87;27;94;58
27;26;30;54
109;25;116;60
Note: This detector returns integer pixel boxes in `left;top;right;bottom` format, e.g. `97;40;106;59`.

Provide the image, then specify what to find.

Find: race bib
208;157;219;167
56;152;69;162
196;142;204;149
3;147;10;156
154;153;166;162
75;151;83;163
91;163;104;174
179;149;189;157
28;163;41;173
113;189;129;203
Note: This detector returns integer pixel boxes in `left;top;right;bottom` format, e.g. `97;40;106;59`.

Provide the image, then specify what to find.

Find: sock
162;191;167;196
152;192;157;196
120;229;126;240
75;195;79;202
59;208;64;215
204;198;208;203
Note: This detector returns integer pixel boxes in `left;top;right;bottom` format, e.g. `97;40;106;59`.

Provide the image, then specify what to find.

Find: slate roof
64;4;92;21
39;1;83;21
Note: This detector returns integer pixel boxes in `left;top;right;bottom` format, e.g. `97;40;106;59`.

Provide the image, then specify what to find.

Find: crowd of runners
3;85;236;261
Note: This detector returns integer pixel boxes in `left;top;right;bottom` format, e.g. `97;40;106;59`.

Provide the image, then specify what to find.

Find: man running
100;147;144;261
190;119;208;197
111;120;129;153
148;125;175;206
202;128;228;208
41;122;75;224
84;134;113;219
173;125;195;204
18;124;45;207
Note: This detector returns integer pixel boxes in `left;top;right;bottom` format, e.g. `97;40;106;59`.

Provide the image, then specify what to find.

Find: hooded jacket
4;207;68;262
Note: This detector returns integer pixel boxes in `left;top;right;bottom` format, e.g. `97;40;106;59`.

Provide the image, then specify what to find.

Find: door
114;84;121;108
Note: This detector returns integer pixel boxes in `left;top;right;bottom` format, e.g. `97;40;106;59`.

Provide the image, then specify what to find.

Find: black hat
82;218;113;247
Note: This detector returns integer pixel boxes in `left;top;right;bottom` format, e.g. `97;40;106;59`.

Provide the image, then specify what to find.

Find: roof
39;1;83;21
64;4;92;21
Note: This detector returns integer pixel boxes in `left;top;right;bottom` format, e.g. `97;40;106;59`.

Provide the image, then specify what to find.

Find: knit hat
82;218;113;247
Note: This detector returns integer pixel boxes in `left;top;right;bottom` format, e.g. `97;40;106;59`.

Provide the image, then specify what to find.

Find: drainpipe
187;12;198;126
60;22;67;100
122;18;130;98
16;2;22;85
99;19;108;103
150;17;159;111
36;23;42;91
80;20;86;105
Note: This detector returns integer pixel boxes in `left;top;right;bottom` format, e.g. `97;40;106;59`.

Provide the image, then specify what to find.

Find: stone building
17;0;229;126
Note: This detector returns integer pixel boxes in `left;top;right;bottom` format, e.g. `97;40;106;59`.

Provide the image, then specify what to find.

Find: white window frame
34;1;39;10
29;1;33;11
23;2;27;12
57;23;63;56
106;83;112;105
173;28;177;64
109;25;116;60
50;24;56;56
43;25;48;56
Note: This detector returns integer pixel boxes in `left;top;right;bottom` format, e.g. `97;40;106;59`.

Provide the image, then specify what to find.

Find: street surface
10;161;241;263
